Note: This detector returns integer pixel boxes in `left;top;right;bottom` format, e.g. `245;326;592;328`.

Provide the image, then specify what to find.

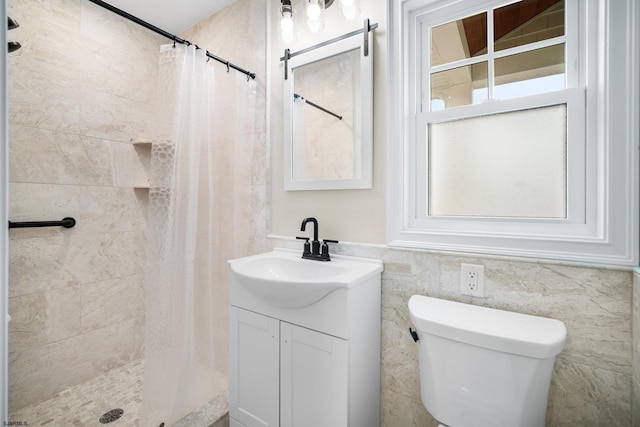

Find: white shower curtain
140;43;256;426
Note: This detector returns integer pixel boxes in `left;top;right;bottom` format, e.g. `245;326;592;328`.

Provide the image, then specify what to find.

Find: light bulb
307;3;321;20
280;14;293;32
340;0;355;6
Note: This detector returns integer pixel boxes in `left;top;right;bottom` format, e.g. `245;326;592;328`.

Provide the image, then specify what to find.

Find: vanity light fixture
280;0;360;42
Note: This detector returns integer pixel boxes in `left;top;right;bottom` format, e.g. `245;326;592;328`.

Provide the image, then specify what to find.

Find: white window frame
387;0;640;266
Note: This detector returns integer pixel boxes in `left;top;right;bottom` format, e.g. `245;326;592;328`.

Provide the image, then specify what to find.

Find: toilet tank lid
408;295;567;359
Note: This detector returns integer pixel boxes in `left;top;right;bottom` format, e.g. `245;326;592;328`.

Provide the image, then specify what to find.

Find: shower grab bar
8;217;76;229
294;94;342;120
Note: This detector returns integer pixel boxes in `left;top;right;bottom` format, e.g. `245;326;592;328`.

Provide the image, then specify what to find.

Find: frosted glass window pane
428;105;566;218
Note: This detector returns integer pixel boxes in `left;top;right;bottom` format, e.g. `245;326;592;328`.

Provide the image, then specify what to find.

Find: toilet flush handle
409;328;419;342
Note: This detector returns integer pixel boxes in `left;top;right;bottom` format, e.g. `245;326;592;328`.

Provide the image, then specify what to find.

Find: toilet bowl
408;295;567;427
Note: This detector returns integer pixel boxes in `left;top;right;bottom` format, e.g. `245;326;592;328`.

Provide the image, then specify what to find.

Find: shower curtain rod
87;0;256;80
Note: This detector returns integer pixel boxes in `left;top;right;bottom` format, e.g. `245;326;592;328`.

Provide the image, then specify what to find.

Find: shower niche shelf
132;139;152;190
132;140;153;148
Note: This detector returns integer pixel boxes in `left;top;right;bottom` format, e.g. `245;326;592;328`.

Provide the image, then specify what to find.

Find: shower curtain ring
172;37;176;48
226;61;230;73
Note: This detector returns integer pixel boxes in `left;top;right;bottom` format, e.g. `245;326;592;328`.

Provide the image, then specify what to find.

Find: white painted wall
269;0;387;243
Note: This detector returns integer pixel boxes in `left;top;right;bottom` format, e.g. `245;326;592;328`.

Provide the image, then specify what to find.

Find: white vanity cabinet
228;248;383;427
230;308;349;427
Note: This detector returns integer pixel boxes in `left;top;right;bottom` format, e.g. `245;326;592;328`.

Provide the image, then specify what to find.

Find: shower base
8;359;228;427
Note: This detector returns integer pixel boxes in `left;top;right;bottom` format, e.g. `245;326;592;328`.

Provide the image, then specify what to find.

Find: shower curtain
140;43;256;426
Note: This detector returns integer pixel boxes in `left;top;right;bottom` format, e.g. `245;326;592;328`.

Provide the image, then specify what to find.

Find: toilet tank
408;295;567;427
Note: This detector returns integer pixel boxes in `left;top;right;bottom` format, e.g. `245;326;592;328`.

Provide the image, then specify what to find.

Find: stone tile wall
7;0;163;411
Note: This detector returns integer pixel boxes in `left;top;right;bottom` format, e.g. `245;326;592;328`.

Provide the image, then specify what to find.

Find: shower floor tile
8;359;229;427
8;359;144;426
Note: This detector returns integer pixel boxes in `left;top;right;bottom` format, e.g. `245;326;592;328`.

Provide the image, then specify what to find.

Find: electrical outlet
460;263;485;297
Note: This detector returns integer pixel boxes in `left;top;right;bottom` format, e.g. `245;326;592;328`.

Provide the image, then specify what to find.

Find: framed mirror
284;30;373;191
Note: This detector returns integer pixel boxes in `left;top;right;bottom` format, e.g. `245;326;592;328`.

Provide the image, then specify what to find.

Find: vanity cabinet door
230;307;280;427
280;322;349;427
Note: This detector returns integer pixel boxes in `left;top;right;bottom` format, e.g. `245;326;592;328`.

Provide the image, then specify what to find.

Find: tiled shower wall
7;0;163;411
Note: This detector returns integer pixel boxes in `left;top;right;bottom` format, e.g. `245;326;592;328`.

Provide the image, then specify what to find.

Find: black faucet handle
296;236;311;255
321;239;339;259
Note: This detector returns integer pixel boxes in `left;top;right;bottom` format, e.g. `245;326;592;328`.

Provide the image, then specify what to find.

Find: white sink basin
229;248;383;308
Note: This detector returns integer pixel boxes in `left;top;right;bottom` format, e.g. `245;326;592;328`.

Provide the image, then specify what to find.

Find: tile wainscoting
267;236;634;426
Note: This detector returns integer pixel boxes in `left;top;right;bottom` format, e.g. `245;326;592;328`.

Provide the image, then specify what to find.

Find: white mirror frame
284;32;373;191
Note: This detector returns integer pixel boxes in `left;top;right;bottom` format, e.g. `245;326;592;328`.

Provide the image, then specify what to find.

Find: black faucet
297;217;338;261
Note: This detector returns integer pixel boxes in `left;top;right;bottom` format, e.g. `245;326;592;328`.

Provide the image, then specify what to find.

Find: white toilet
408;295;567;427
